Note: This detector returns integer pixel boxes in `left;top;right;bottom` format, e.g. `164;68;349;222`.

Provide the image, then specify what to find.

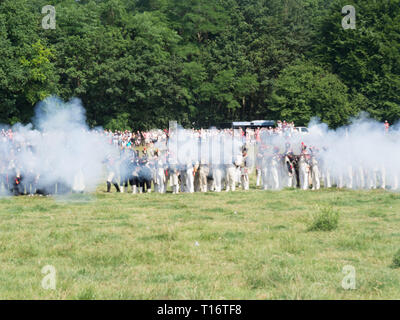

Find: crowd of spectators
101;120;301;150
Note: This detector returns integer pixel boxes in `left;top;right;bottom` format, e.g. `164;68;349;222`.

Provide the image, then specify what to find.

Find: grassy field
1;182;400;299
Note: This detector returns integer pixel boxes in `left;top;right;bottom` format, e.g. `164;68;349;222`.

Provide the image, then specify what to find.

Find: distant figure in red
384;120;390;133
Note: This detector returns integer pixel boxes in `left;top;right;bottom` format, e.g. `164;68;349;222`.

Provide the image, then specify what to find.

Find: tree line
0;0;399;130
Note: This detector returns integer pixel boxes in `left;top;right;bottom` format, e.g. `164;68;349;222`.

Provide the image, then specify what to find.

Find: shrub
307;206;339;232
392;250;400;268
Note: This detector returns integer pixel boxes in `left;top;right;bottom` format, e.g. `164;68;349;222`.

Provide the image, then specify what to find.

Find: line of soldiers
103;143;322;194
104;141;391;194
104;147;253;194
253;143;388;191
254;143;389;191
254;143;321;191
2;142;390;196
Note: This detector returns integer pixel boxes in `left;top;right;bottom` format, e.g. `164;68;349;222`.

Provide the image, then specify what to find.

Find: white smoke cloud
0;96;116;196
165;114;399;191
301;115;396;190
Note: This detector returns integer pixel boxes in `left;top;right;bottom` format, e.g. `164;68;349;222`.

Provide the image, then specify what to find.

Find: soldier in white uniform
154;158;166;193
255;150;263;187
170;165;180;194
354;162;365;190
225;159;238;192
320;147;331;188
185;162;194;193
299;151;309;190
240;147;250;190
105;155;121;193
269;147;280;190
346;165;353;189
236;159;242;189
164;161;170;193
212;164;223;192
259;147;269;190
310;148;320;190
198;164;210;192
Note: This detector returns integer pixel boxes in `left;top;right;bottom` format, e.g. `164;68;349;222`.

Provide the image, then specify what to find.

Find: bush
392;250;400;268
105;113;132;132
307;206;339;232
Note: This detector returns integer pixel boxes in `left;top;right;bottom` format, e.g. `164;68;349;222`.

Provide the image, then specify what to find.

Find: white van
295;127;309;134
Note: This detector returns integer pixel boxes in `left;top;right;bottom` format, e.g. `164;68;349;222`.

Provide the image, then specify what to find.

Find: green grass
0;182;400;299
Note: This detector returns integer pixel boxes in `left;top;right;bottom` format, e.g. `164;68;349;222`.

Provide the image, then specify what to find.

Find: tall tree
269;61;355;128
315;0;400;122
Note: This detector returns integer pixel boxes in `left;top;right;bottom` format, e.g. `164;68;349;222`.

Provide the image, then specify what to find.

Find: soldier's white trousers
299;166;308;190
312;166;320;190
155;169;166;193
236;168;241;185
213;168;223;192
225;167;236;192
323;168;331;188
270;167;279;190
261;168;268;190
285;174;293;188
367;169;377;189
256;169;261;187
379;167;386;189
186;169;194;193
208;178;214;192
199;171;208;192
172;185;179;194
171;173;180;194
241;171;249;190
355;167;365;189
107;172;115;183
346;166;353;189
337;173;344;189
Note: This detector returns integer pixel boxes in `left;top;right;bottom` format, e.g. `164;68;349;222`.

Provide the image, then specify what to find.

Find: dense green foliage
0;0;399;129
307;205;340;232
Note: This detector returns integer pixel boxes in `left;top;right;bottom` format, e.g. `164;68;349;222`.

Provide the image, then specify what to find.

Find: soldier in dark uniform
139;157;153;193
283;143;296;188
11;167;23;196
130;156;140;194
8;150;24;196
119;150;132;193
